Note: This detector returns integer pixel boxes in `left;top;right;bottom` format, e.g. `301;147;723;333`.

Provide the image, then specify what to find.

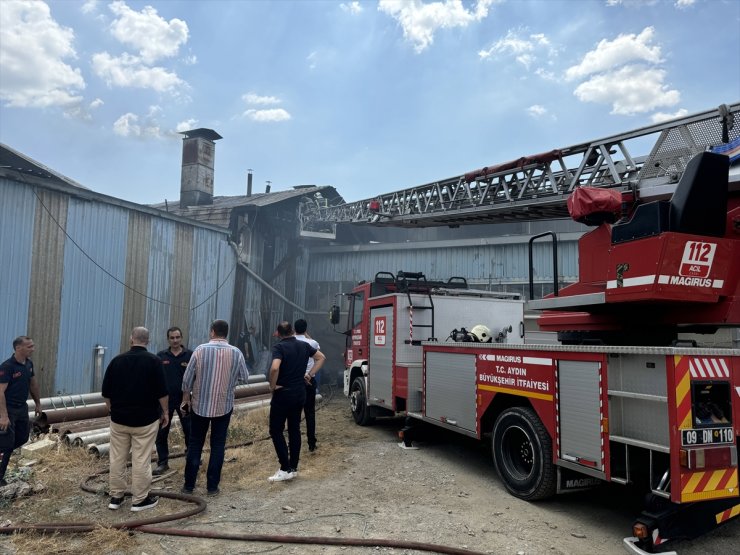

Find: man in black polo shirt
153;326;193;475
0;336;42;486
267;321;326;482
102;327;168;512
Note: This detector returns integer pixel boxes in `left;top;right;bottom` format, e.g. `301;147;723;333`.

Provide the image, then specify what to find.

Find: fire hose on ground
3;383;493;554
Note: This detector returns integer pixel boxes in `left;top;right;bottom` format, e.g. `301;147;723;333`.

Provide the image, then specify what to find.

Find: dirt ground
1;385;738;555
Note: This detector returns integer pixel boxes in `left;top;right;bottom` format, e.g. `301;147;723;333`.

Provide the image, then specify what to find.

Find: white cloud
379;0;497;53
565;27;679;115
112;110;165;138
243;93;282;105
81;0;99;14
307;51;318;70
527;104;547;117
573;64;680;115
340;2;363;14
0;0;85;108
108;1;189;64
62;97;104;121
675;0;695;7
565;27;662;81
243;109;292;122
651;108;689;123
92;52;184;92
478;29;556;72
176;118;198;132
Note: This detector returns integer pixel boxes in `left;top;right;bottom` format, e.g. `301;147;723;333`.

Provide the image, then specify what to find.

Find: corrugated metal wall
0;180;35;355
304;235;581;312
56;198;129;394
0;176;235;395
188;227;235;348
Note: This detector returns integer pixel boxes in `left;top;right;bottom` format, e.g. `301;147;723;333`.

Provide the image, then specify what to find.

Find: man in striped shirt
181;319;248;495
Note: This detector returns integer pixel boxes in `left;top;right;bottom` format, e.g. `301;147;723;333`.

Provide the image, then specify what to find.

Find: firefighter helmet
469;324;492;343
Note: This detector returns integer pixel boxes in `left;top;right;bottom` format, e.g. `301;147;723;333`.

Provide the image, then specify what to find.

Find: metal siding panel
189;228;235;346
120;211;151;351
306;239;580;286
146;218;175;354
173;224;194;345
0;179;34;346
215;237;236;329
558;360;603;467
55;200;128;394
28;189;68;395
368;306;394;408
425;352;477;432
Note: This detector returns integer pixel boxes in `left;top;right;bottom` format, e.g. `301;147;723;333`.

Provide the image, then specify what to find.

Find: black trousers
155;405;191;464
0;406;30;481
303;377;317;448
269;387;306;472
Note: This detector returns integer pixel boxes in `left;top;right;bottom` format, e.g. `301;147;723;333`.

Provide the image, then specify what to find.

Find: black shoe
152;463;169;476
308;443;316;452
206;488;220;496
0;478;7;487
108;496;124;510
181;485;194;494
131;495;158;512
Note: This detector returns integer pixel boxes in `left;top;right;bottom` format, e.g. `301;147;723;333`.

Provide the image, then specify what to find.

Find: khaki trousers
109;419;159;504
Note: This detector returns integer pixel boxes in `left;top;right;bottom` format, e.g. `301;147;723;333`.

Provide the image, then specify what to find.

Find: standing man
102;327;168;512
294;319;320;453
153;327;192;475
181;319;248;496
0;337;42;486
267;321;325;482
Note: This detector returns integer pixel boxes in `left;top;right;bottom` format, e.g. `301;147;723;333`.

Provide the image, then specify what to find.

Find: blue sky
1;0;739;206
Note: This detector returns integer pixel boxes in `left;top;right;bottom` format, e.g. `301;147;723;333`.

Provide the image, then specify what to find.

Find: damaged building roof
150;185;343;229
0;143;88;190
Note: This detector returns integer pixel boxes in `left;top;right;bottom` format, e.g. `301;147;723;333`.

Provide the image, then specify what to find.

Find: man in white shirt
294;319;320;452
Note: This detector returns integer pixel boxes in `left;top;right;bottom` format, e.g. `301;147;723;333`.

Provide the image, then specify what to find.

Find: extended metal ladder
299;103;739;231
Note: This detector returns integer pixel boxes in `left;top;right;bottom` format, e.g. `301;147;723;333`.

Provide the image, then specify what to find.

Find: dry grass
1;388;353;554
8;526;135;554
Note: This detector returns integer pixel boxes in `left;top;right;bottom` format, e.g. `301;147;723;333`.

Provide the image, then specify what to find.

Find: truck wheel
492;407;556;500
349;376;375;426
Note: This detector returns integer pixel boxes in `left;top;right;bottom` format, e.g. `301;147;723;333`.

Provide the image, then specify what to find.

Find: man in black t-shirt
267;321;325;482
0;336;42;486
153;326;193;475
102;327;168;512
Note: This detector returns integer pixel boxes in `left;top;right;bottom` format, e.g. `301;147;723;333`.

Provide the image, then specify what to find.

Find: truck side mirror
329;305;340;325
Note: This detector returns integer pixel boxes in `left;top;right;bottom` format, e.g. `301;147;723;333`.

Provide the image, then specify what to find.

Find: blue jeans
184;410;232;492
269;386;306;471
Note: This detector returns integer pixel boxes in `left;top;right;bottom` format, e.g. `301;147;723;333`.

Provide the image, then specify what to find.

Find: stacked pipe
25;375;318;457
31;375;269;425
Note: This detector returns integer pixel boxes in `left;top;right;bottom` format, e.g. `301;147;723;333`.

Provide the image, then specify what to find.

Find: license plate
681;427;734;446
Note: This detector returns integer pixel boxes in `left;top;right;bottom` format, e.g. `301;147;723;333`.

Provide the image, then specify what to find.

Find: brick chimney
179;128;222;208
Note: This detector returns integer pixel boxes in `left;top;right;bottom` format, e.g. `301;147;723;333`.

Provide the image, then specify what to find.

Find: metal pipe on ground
34;378;269;424
28;374;267;413
64;428;110;446
74;431;111;447
84;394;312;457
55;417;111;437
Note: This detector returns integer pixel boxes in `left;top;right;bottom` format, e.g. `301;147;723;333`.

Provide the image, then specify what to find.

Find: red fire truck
331;149;740;553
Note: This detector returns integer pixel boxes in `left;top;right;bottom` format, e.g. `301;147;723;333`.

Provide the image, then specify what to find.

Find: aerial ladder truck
308;103;740;554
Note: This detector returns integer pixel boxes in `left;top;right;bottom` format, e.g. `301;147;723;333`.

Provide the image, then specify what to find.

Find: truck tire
492;407;556;500
349;376;375;426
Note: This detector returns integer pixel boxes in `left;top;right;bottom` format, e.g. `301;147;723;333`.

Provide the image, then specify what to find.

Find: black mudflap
633;494;740;552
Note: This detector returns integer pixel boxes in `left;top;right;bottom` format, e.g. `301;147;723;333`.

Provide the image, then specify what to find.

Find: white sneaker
268;469;295;482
